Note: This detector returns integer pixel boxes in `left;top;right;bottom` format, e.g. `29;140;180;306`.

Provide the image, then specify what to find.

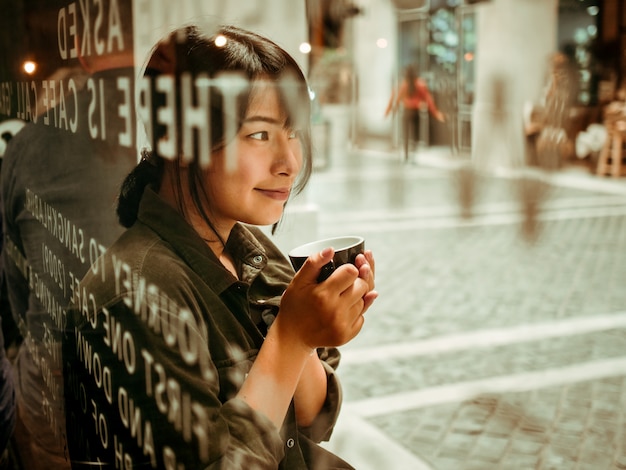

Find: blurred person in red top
385;65;445;162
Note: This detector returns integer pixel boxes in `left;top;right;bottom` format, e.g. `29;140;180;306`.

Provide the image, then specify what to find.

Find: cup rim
288;236;364;258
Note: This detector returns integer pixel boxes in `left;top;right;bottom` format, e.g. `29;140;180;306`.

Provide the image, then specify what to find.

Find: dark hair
117;25;313;239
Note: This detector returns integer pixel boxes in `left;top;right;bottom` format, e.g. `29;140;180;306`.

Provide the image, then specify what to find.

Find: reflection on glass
1;4;376;465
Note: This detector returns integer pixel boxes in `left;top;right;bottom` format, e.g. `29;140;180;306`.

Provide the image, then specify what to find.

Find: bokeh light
23;60;36;75
214;35;227;47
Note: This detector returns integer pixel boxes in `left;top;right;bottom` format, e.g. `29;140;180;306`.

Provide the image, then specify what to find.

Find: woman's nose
272;133;301;176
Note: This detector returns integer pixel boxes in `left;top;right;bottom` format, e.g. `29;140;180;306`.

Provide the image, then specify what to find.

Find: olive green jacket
64;187;352;469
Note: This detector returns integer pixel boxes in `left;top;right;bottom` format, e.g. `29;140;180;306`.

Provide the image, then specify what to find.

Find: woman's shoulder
116;223;196;279
80;223;188;298
111;222;170;261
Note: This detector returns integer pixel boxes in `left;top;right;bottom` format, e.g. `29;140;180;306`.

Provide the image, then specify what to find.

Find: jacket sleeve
298;347;343;443
206;399;285;468
63;287;288;469
241;226;346;445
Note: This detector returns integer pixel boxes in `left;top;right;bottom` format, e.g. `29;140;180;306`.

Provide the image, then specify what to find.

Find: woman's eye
249;131;269;140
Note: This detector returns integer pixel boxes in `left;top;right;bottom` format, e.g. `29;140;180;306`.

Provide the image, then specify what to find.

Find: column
471;0;558;170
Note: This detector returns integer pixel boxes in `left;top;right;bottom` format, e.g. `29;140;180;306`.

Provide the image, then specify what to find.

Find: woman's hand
239;248;378;429
289;249;377;426
276;248;376;351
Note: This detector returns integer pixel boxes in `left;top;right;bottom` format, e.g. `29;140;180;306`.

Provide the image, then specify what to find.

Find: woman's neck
157;165;238;277
192;225;238;279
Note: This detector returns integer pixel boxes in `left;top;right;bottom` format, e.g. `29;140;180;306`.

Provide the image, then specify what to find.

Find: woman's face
204;83;304;233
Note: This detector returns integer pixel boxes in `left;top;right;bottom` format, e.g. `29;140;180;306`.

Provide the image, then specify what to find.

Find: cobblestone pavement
289;146;626;469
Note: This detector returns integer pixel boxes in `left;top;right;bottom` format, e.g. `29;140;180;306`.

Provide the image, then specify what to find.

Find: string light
23;60;36;75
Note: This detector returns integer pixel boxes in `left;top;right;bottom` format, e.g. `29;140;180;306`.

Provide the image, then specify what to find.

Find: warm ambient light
299;42;312;54
376;38;388;49
214;35;227;47
23;60;36;75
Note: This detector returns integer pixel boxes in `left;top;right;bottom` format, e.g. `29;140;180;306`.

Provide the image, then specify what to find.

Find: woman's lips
256;188;291;201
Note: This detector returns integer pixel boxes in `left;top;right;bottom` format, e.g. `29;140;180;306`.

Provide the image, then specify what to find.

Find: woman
385;65;444;162
64;25;377;469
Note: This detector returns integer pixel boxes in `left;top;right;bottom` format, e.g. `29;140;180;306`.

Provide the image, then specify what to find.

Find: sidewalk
298;144;626;469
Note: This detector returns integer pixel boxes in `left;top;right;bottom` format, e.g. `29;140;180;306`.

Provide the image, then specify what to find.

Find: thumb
296;247;335;283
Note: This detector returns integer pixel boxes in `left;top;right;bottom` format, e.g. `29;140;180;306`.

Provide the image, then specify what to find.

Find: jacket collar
136;187;267;293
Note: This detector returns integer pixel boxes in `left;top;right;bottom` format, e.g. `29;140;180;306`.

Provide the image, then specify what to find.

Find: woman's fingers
295;247;335;284
362;291;379;313
364;250;375;275
354;251;375;291
281;249;378;348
